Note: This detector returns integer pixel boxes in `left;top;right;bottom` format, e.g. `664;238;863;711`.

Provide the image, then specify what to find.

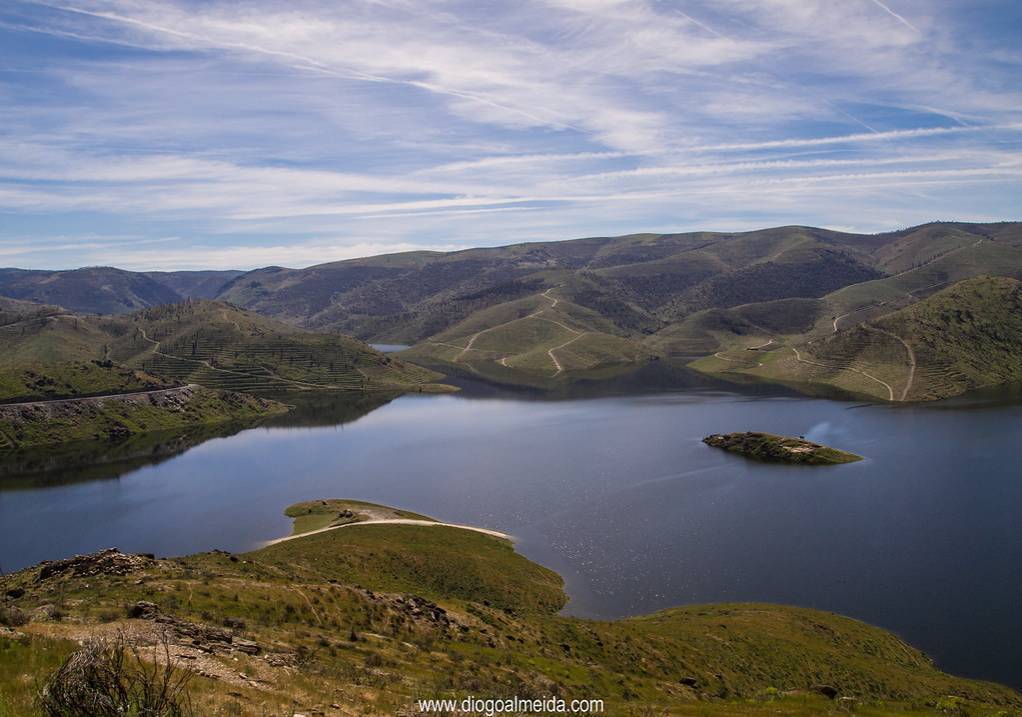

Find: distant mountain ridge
0;267;242;314
3;221;1021;396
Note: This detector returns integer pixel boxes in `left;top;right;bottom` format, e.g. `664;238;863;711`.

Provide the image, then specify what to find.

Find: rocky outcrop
128;601;262;656
35;548;154;582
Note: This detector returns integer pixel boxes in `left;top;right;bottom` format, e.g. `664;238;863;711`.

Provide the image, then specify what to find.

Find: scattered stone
0;626;28;641
127;600;261;657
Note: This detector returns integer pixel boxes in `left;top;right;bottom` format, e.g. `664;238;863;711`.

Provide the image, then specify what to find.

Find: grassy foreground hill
1;500;1019;716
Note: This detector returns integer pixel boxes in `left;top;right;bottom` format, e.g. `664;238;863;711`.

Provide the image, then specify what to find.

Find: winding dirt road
447;286;584;376
791;347;895;401
869;327;916;401
263;518;512;547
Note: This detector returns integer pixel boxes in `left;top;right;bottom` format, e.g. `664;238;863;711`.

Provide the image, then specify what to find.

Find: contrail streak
869;0;919;32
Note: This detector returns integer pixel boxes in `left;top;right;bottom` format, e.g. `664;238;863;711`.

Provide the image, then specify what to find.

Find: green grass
283;498;434;535
690;277;1022;402
2;499;1020;716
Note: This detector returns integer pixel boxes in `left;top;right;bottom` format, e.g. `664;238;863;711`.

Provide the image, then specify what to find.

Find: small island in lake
703;431;863;465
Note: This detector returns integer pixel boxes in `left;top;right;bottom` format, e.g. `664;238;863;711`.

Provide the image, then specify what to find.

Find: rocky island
703;431;863;465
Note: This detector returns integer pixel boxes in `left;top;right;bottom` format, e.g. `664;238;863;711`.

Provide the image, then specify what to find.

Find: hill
0;267;181;314
5;222;1021;392
0;300;448;448
693;277;1022;402
0;385;288;451
143;270;244;299
109;300;448;394
0;300;447;402
211;221;1022;386
0;268;243;315
1;500;1019;716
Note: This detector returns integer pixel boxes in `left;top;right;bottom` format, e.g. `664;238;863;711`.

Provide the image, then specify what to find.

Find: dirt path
548;332;587;376
542;287;559;308
833;313;850;333
0;384;202;409
748;338;774;349
263;518;512;546
451;286;580;375
713;352;761;367
870;327;916;401
791;347;895;401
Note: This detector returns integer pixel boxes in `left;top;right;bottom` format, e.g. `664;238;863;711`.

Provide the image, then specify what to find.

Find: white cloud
0;0;1018;269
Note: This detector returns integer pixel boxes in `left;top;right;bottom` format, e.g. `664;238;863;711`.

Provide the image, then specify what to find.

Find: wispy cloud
0;0;1018;269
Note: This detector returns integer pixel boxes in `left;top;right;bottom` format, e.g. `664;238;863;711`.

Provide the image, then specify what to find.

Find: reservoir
2;375;1021;687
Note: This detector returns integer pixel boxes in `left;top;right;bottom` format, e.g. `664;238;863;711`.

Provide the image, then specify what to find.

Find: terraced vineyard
112;301;444;394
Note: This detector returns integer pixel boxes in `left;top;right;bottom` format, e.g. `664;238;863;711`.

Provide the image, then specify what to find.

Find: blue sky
0;0;1020;270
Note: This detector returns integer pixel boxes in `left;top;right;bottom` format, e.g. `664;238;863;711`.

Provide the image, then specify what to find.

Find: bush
0;606;29;627
38;631;193;717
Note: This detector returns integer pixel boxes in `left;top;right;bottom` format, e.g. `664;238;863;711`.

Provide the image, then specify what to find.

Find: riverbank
0;385;288;450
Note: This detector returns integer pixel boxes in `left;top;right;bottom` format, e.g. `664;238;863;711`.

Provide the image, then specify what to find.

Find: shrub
0;606;29;627
38;631;193;717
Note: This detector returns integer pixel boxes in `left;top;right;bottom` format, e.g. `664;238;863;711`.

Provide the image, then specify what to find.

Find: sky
0;0;1020;271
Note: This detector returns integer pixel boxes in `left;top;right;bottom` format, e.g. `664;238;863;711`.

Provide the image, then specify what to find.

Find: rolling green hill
0;300;448;448
108;300;448;394
4;222;1021;393
210;221;1021;387
1;500;1019;716
694;277;1022;402
0;300;447;402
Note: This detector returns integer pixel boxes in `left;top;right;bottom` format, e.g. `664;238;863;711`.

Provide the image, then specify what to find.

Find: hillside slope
694;277;1022;402
5;222;1020;391
1;500;1019;716
0;267;181;314
214;222;1021;385
109;300;447;394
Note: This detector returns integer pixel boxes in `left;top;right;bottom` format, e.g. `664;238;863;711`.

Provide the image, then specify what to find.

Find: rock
36;548;153;582
678;676;699;687
4;587;25;599
0;626;28;641
234;639;261;655
128;601;162;619
811;684;839;699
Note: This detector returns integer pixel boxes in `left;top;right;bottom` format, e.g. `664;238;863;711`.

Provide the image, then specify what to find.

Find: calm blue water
370;343;411;353
2;382;1021;688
